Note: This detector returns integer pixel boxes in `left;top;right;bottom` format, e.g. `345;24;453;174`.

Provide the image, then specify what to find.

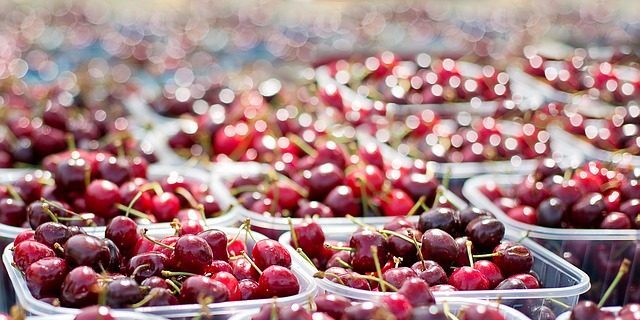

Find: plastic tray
210;162;468;239
0;165;239;313
556;306;621;320
463;174;640;305
27;311;170;320
227;297;530;320
279;226;591;317
549;125;640;167
4;226;317;319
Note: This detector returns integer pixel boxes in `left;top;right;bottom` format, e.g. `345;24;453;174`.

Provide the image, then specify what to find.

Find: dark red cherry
492;243;534;276
387;228;421;261
13;240;56;272
85;179;121;219
398;278;436;307
292;219;325;257
34;222;72;248
26;257;68;299
600;212;632;229
64;234;110;270
205;260;234;275
569;300;601;320
314;141;347;169
460;304;505;320
197;229;229;261
458;207;493;228
507;205;538;225
418;207;461;236
399;173;439;203
138;288;179;307
473;260;504;288
550;180;582;207
536;197;566;227
494;278;527;290
105;216;138;257
231;257;260;281
464;217;505;250
411;305;447;320
567;193;606;227
510;273;540;289
381;293;413;320
60;266;100;307
449;266;490;290
383;267;418;289
0;198;26;227
349;230;388;273
420;229;457;267
515;176;550;207
55;157;89;193
324;185;362;217
151;192;181;222
14;229;35;246
306;163;345;200
128;252;168;283
98;156;131;185
74;306;116;320
294;201;334;218
252;239;292;270
238;279;260;300
380;189;415;216
411;260;448;286
106;277;143;308
345;165;385;198
258;265;300;297
179;275;229;304
172;234;213;274
141;276;169;289
358;143;385;169
342;302;394;320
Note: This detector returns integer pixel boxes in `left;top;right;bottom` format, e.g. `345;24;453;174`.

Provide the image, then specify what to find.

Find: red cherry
380;189;415;216
151;192;180;222
212;271;241;301
449;266;490;290
13;240;56;272
252;239;292;270
258;265;300;298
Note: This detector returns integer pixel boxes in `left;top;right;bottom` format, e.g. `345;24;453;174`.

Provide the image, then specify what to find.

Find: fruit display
233;293;528;320
4;221;314;316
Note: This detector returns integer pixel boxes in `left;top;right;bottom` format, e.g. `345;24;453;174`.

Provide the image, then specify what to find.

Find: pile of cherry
230;138;447;219
523;51;640;104
562;106;640;156
251;292;506;320
10;216;301;309
290;206;540;295
481;158;640;229
569;302;640;320
322;53;511;105
0;149;224;228
0;305;137;320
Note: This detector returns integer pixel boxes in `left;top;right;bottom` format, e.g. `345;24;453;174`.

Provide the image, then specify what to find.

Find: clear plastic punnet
556;306;622;320
228;297;530;320
279;226;591;318
4;227;317;318
210;162;468;239
0;164;240;314
463;174;640;306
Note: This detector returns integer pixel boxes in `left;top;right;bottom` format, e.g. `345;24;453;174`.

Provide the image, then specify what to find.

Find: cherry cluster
251;292;506;320
231;140;447;218
11;216;301;309
322;52;510;106
570;302;640;320
524;52;640;104
562;106;640;156
483;159;640;229
0;149;224;228
0;95;154;169
291;206;539;294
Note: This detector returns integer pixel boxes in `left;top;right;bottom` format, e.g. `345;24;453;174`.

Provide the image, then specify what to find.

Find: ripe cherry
252;239;292;270
179;275;229;304
60;266;100;307
258;265;300;297
172;234;213;274
13;240;56;272
26;257;68;299
449;266;490;290
420;229;457;267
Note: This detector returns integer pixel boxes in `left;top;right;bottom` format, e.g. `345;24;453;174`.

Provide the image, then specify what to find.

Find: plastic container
228;297;530;320
549;125;640;166
0;164;239;313
27;311;170;320
556;307;621;320
4;226;317;319
279;226;591;317
463;174;640;305
210;162;468;239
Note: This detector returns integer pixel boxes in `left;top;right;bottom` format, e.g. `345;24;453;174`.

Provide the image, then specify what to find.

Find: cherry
141;276;169;289
294;201;334;218
550;180;582;207
197;229;229;261
411;305;447;320
258;265;300;297
536;197;566;227
34;222;72;248
27;200;66;229
14;173;45;203
128;252;168;283
418;207;461;236
534;158;563;181
13;240;56;272
74;306;116;320
106;277;143;308
568;193;607;227
460;304;505;320
449;266;490;290
314;141;348;169
238;279;260;300
381;189;415;216
64;234;110;270
349;230;388;273
492;243;534;276
55;157;89;192
515;176;550;207
383;267;418;289
14;229;35;246
98;156;131;185
387;228;421;260
212;271;241;301
473;260;504;288
292;219;325;257
151;192;181;222
381;293;413;320
85;179;121;219
179;275;229;304
420;229;457;267
252;239;292;270
306;163;344;200
105;216;138;257
139;288;179;307
530;306;556;320
480;181;503;202
495;278;527;290
465;217;505;250
266;181;302;210
231;257;260;281
0;198;26;227
314;294;352;319
26;257;68;299
507;205;538;225
172;234;213;274
411;260;448;286
398;278;435;307
399;173;439;203
324;185;362;217
358;143;385;169
511;273;540;289
600;212;632;229
459;207;493;228
569;300;601;320
343;301;394;320
345;165;385;198
60;266;100;307
206;260;234;275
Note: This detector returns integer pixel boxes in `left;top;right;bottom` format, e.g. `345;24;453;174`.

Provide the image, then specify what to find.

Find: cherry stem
598;259;631;307
313;271;345;286
141;229;175;250
41;203;59;223
295;248;319;273
267;172;280;214
324;243;354;252
357;274;399;292
41;199;80;217
407;195;426;216
548;298;570;309
443;301;460;320
473;252;501;258
345;214;376;232
84;165;91;189
336;257;352;269
270;298;278;320
441;168;452;190
230;185;260;196
288;218;300;250
161;270;197;278
115;203;151;220
466;241;474;268
53;243;64;254
287;133;319;157
5;185;23;203
66;133;76;151
431;186;443;209
241;251;263;275
170;219;182;236
130;289;160;308
379;229;417;247
370;245;386;292
124;183;157;217
174;187;200;209
130;264;150;279
407;229;426;268
165;279;181;294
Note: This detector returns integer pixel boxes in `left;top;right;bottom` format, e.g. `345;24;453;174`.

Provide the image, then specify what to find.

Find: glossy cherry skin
13;240;56;272
231;257;260;281
139;288;179;307
0;198;26;227
258;265;300;298
460;305;505;320
511;273;540;289
238;279;261;300
507;205;538;225
349;230;389;273
473;260;504;288
383;267;418;289
128;252;168;283
381;293;413;320
64;234;110;270
381;189;415;216
449;266;490;290
600;212;632;229
459;207;493;229
150;192;181;222
324;185;362;217
26;257;68;299
197;229;229;261
106;277;143;308
418;207;461;236
494;278;527;290
212;271;241;301
55;157;89;193
345;165;385;198
292;219;325;257
252;239;292;270
536;197;566;227
306;163;345;200
411;305;447;320
342;301;395;320
34;222;72;248
314;294;352;319
567;193;607;227
14;229;35;246
465;217;505;250
98;156;131;185
141;276;169;289
105;216;138;257
569;300;601;320
84;179;121;219
74;306;116;320
411;260;448;286
420;229;457;267
398;278;436;307
172;234;213;274
179;275;229;304
60;266;100;307
492;243;534;276
387;228;421;261
399;173;439;203
294;201;334;218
